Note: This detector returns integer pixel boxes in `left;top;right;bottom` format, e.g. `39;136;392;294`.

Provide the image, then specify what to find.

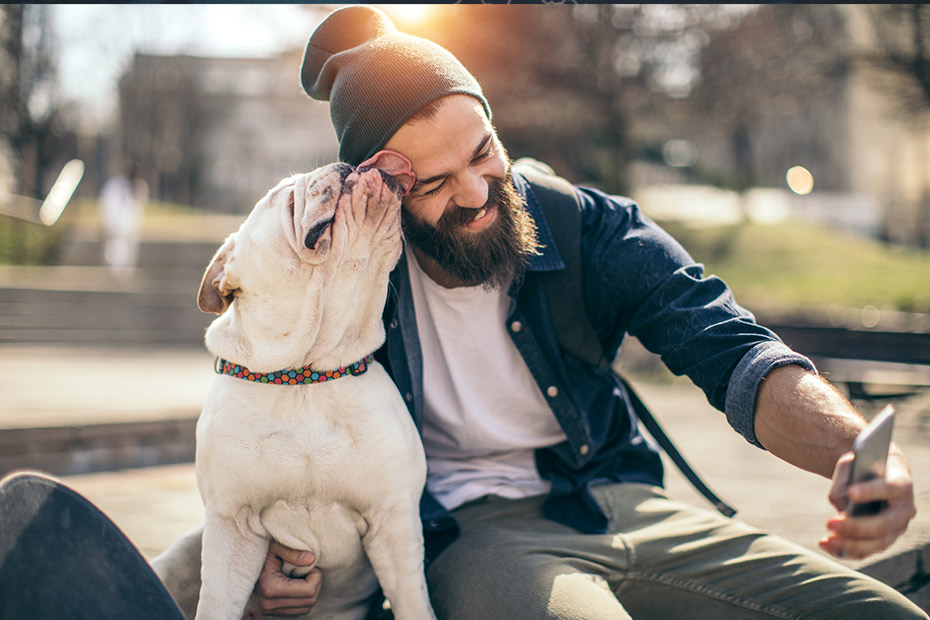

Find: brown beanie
300;6;492;166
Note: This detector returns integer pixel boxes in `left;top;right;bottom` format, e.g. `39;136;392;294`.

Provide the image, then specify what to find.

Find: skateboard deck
0;471;185;619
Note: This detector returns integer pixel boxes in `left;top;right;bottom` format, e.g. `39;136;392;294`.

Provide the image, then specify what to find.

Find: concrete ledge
0;419;197;477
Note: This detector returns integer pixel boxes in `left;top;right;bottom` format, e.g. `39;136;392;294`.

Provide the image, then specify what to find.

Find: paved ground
2;344;929;608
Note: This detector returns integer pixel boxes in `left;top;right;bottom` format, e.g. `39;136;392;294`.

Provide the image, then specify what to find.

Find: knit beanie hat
300;6;492;166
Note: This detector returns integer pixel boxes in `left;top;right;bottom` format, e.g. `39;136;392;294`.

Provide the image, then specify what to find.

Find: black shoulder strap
514;158;737;518
618;375;737;517
514;159;605;368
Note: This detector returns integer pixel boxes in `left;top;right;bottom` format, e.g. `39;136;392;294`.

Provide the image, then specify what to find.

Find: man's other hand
242;542;321;619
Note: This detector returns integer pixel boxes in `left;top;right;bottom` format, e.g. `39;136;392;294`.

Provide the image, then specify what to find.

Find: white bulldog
191;155;434;620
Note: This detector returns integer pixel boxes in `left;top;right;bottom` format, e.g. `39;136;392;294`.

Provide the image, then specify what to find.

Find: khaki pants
426;484;927;620
154;483;926;619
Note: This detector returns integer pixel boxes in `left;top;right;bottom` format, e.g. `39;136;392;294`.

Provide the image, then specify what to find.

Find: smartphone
846;404;895;516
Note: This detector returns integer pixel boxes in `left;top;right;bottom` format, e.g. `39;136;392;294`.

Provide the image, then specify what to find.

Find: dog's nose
335;163;354;184
305;217;334;250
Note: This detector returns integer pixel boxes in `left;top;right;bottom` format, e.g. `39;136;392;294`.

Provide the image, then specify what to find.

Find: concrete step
0;232;227;347
0;263;213;346
0;288;210;346
0;418;197;478
60;238;222;272
0;345;211;479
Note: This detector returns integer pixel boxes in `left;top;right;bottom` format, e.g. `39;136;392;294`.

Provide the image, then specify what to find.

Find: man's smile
462;203;497;232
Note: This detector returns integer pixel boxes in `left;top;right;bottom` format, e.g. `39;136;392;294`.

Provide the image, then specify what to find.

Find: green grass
3;197;930;317
0;199;241;265
659;219;930;314
0;212;73;265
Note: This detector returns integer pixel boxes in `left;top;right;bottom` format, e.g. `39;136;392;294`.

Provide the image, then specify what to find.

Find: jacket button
546;386;559;398
405;392;413;402
579;444;590;456
510;321;522;333
390;319;398;329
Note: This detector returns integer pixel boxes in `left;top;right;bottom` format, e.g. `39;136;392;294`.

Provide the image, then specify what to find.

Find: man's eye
422;183;444;196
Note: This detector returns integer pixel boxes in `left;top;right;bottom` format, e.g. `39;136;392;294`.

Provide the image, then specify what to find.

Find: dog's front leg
196;512;269;620
362;508;437;620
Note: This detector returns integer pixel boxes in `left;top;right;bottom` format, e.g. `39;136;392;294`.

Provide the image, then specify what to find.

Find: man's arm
753;364;917;559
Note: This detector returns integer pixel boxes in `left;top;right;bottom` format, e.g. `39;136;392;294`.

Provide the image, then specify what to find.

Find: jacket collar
514;172;565;274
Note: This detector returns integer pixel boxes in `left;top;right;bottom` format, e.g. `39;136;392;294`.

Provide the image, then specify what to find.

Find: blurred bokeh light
786;165;814;195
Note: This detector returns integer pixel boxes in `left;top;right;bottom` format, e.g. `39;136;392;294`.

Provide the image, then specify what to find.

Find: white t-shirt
407;254;568;511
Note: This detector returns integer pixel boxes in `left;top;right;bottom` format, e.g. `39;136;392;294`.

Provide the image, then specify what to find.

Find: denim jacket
375;173;815;558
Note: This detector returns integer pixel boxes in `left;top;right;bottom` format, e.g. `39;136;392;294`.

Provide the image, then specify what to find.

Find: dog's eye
305;217;334;250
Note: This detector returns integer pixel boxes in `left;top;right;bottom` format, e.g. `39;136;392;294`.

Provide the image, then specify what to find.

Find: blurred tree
1;4;79;265
404;5;735;194
688;5;849;192
117;54;207;207
862;4;930;247
0;5;23;195
864;4;930;124
0;4;77;201
16;4;77;198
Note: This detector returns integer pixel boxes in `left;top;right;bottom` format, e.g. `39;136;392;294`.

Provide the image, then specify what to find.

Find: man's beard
401;171;539;290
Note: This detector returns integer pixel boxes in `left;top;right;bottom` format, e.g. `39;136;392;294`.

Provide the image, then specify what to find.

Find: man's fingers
268;541;315;569
821;494;914;560
820;529;898;560
246;543;321;618
827;452;854;512
255;565;322;600
251;596;317;616
829;512;900;544
251;567;322;616
846;478;886;505
847;456;915;508
819;522;887;560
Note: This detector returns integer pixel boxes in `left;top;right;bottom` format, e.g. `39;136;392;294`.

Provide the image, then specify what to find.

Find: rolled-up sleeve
725;341;817;448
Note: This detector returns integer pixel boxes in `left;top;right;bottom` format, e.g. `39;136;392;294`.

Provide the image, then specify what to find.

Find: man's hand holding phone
820;405;918;560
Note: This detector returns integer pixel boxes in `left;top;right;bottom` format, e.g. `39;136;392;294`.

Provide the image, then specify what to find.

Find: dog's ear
197;234;238;314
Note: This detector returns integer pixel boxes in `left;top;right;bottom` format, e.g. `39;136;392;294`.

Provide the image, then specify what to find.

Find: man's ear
197;234;238;314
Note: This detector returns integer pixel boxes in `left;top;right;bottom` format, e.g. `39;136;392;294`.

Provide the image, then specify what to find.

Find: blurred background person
99;160;148;280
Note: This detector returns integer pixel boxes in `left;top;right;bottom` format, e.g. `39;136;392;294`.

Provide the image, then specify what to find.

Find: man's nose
453;173;489;210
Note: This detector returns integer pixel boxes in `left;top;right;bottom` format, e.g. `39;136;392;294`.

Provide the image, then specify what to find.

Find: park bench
765;319;930;401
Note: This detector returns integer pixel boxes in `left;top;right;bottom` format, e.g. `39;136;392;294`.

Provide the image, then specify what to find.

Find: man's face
384;95;538;289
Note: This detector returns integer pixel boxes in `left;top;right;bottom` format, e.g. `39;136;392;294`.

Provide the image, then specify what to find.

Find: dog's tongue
358;150;416;196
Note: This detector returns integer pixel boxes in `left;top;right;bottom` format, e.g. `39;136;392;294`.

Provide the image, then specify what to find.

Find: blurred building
841;6;930;247
664;4;930;246
115;50;338;213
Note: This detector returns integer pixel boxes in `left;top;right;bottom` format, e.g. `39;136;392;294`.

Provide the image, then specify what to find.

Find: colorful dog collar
215;354;374;385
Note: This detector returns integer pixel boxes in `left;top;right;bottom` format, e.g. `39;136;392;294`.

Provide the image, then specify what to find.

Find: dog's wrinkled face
197;160;410;371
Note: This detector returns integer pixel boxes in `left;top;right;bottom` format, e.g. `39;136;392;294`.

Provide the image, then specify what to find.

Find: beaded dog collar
215;354;374;385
